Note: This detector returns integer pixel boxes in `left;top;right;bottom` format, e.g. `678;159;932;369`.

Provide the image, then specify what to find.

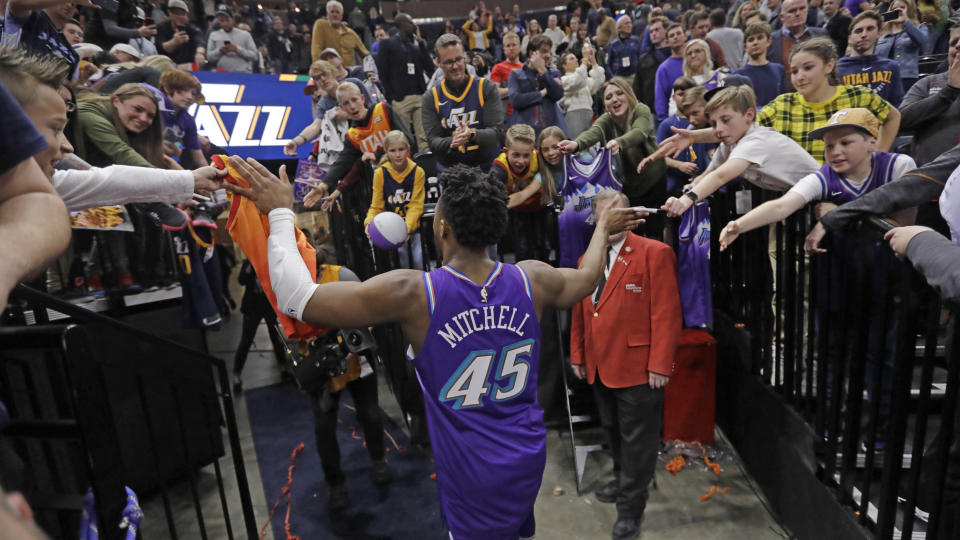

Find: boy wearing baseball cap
719;108;917;251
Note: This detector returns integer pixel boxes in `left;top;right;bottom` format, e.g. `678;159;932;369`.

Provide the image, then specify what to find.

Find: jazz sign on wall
190;71;315;160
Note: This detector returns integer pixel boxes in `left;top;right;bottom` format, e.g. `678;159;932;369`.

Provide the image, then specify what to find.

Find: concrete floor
138;299;791;540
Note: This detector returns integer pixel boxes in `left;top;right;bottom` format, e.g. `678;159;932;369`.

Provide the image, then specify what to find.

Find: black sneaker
191;201;229;229
139;202;188;231
370;460;392;485
328;483;349;512
595;479;619;503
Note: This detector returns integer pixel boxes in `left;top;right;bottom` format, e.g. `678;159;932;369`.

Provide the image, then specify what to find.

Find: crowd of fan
4;0;960;536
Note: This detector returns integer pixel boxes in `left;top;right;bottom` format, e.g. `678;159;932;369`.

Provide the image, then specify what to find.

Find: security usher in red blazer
571;232;683;388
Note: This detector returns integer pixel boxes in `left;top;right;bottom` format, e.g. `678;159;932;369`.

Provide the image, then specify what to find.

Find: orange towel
213;155;327;339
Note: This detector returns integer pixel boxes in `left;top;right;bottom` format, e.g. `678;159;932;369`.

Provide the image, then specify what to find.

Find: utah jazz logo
388;188;412;216
441;106;478;131
355;129;388;154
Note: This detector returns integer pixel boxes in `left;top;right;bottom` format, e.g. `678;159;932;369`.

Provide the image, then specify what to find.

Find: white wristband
267;208;318;321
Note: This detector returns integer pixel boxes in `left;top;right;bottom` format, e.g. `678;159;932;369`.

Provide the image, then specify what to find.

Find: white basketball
368;212;408;250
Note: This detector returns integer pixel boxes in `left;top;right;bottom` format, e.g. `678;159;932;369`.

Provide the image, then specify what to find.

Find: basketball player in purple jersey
228;157;647;539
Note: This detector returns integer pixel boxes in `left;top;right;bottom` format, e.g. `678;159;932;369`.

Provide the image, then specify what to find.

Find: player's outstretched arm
521;206;647;310
228;156;428;330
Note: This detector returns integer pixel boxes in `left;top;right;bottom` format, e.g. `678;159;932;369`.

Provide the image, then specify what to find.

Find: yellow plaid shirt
756;85;892;164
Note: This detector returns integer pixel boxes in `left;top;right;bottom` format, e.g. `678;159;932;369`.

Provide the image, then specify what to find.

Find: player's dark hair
438;165;508;249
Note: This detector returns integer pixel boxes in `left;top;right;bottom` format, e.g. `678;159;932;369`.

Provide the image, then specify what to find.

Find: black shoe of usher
611;517;641;540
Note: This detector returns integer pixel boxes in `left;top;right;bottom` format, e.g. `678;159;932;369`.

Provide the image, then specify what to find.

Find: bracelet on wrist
684;191;699;203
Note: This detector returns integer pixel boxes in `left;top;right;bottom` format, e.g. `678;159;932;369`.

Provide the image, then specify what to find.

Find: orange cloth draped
213;155;327;339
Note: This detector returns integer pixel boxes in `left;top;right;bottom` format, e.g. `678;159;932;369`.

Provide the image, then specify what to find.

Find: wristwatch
684;191;699;203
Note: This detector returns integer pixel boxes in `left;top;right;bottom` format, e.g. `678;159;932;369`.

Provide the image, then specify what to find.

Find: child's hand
605;139;621;155
804;222;828;254
283;139;299;156
637;151;664;173
361;152;376;163
659;126;694;158
719;221;740;251
677;162;699;175
661;194;693;218
303;183;329;208
320;189;341;212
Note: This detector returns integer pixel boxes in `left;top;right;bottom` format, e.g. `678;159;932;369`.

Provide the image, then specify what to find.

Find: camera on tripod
291;327;378;392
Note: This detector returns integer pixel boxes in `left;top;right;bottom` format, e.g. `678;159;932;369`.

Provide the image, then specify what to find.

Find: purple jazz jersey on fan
558;149;623;268
814;151;901;205
677;200;713;327
412;262;545;539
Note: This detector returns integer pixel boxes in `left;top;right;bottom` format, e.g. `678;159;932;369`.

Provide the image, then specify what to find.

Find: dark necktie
593;248;614;306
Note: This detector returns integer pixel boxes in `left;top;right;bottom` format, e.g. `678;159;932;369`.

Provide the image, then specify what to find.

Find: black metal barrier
708;186;959;540
0;285;258;540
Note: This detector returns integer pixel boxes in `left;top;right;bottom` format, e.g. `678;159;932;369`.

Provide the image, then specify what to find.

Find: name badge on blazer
625;283;643;294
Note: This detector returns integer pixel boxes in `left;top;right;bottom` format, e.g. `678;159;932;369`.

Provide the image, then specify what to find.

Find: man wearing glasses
421;33;504;171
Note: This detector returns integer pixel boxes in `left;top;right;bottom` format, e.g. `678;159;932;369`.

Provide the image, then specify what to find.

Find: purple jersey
677;200;712;327
558;150;623;268
413;262;545;539
814;151;901;205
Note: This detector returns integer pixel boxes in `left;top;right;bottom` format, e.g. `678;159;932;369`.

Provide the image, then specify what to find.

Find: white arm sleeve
267;208;319;322
53;166;194;211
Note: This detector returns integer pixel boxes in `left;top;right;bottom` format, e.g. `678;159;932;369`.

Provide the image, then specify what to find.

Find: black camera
290;327;378;392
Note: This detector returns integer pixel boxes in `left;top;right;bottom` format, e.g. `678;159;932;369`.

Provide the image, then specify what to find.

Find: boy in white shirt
719;108;916;252
659;83;821;217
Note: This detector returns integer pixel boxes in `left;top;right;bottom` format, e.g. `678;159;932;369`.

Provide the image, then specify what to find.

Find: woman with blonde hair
875;0;927;92
75;82;179;293
732;1;759;29
683;39;726;89
77;82;167;168
556;78;666;235
520;18;542;54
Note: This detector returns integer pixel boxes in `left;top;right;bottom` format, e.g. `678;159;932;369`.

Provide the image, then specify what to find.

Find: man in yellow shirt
311;0;369;66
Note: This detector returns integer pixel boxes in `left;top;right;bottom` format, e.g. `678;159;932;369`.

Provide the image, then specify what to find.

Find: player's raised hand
227;156;292;213
658;126;694;159
719;220;741;251
598;205;648;235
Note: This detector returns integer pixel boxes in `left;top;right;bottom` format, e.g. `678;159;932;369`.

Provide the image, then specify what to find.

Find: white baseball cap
110;43;143;60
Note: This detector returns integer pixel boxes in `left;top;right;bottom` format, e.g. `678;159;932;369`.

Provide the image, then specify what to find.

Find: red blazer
570;233;683;388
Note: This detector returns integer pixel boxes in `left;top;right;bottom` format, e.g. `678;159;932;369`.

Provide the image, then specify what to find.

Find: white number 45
439;340;535;409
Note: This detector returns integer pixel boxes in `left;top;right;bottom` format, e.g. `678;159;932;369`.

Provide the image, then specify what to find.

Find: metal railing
0;285;258;540
709;186;959;540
